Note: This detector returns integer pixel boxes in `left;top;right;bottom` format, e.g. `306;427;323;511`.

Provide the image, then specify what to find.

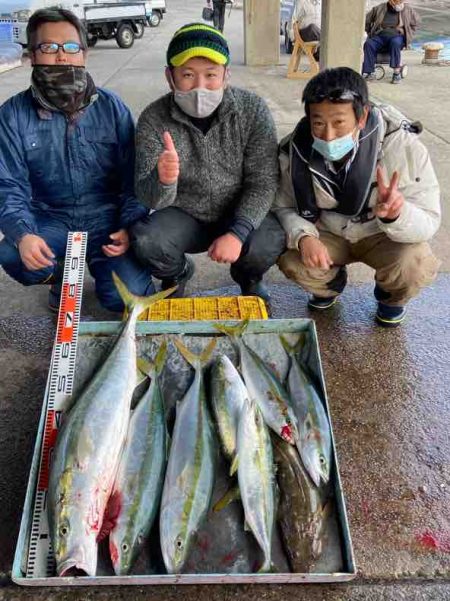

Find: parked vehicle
2;0;149;49
147;0;166;27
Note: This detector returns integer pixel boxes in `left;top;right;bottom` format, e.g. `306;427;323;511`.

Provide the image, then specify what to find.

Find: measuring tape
26;232;87;579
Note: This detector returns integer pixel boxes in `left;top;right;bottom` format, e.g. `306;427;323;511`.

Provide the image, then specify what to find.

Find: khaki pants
278;231;440;306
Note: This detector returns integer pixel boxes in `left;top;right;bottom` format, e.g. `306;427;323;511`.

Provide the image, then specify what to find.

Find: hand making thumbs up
375;165;404;221
157;131;179;185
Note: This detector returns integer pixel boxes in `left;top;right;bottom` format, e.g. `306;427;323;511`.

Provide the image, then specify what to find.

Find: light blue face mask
312;129;358;162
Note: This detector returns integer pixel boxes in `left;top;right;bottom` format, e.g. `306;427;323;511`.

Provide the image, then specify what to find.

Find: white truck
1;0;150;49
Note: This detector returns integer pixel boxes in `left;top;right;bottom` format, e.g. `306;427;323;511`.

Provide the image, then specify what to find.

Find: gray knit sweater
135;86;279;242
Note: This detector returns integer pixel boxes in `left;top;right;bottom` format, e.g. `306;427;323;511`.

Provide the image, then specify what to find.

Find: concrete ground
1;0;450;599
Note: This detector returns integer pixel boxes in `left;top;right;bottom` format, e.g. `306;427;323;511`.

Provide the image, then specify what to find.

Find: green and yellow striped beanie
167;23;230;68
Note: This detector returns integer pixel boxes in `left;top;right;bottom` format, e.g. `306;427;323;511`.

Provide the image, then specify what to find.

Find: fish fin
112;272;176;317
214;319;249;339
257;561;277;574
213;484;241;512
154;340;168;374
137;357;153;378
229;454;239;476
174;338;217;369
97;490;122;542
280;332;307;356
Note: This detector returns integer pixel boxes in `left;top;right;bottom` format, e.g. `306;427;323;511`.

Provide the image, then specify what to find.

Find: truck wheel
87;35;98;47
116;24;135;48
134;22;145;38
149;11;161;27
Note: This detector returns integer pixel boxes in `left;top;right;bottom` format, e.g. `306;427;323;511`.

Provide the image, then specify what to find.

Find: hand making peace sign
375;165;404;221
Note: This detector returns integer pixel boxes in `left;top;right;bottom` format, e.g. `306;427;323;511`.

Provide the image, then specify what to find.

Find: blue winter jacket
0;87;148;243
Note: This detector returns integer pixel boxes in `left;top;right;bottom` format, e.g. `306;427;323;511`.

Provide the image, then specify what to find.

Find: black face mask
31;65;96;114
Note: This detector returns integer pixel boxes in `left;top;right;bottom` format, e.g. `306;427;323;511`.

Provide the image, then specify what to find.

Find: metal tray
13;318;357;586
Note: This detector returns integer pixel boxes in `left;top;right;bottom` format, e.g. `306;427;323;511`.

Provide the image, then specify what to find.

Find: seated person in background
274;67;440;328
131;23;285;302
294;0;321;48
363;0;419;84
0;8;154;313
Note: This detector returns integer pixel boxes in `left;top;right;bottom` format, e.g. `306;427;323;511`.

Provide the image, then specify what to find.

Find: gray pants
131;207;286;286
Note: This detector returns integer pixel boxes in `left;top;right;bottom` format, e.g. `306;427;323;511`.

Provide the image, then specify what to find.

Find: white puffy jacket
274;103;441;249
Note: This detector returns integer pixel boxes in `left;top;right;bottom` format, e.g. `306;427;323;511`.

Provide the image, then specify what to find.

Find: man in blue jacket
0;8;154;312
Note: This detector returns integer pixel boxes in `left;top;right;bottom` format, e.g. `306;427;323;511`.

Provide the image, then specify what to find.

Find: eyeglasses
35;42;85;54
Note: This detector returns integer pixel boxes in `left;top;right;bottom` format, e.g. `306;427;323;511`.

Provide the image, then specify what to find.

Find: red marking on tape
416;530;450;553
38;410;59;491
73;233;82;242
57;284;78;343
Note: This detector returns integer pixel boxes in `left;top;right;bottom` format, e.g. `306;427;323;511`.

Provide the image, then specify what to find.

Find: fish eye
60;524;69;537
121;543;129;553
176;538;183;550
319;455;326;465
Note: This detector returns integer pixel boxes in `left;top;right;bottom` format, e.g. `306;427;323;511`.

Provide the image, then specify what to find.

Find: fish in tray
233;399;275;573
159;339;217;574
272;435;330;573
47;275;175;577
210;354;249;467
108;342;169;576
215;321;299;446
280;335;332;487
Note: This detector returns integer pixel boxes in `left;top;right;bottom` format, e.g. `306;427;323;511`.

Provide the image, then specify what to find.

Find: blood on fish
197;534;210;552
110;540;119;566
97;490;122;542
281;425;292;442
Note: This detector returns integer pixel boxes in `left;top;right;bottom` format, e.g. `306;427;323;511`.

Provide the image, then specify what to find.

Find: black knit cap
166;22;230;67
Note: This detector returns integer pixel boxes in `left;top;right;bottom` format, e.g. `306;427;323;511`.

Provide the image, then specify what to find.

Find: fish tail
257;557;276;574
174;338;217;370
137;341;168;377
214;319;249;339
279;332;307;356
213;484;241;512
112;272;176;317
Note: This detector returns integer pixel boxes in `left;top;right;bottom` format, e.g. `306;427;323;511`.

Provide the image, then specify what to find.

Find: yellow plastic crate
138;296;268;321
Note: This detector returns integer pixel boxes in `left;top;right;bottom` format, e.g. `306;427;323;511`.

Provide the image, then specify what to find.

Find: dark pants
362;34;405;74
212;1;226;32
301;23;321;60
130;207;286;288
0;214;154;312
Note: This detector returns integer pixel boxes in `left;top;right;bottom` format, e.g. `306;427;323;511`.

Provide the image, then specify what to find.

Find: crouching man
130;23;286;302
275;67;440;327
0;9;154;313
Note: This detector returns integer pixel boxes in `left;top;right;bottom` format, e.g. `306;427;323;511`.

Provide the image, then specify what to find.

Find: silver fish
48;275;175;577
109;342;169;576
159;339;216;574
210;354;249;466
216;321;298;446
234;399;275;573
280;335;332;487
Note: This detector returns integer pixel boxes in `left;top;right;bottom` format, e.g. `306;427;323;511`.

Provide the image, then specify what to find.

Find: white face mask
391;2;404;11
173;86;224;118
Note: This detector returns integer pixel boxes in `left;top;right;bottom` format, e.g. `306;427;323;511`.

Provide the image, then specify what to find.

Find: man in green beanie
130;23;285;301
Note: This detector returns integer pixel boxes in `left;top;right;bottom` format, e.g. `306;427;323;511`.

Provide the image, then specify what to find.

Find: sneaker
391;72;402;84
363;72;376;81
240;280;271;304
376;302;406;327
48;283;62;313
160;256;195;298
307;295;338;311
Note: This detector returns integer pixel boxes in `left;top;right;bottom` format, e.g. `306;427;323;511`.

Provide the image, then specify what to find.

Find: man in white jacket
274;67;440;327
